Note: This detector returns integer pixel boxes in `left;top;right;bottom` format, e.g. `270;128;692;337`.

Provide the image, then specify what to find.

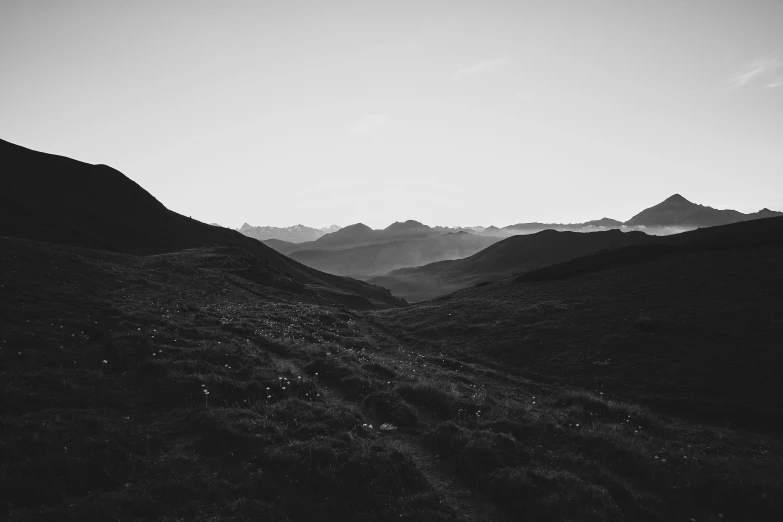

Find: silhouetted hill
289;232;501;278
519;216;783;283
374;216;783;433
383;220;433;239
0;138;402;309
261;238;300;254
368;229;650;302
238;223;341;243
503;218;624;234
624;193;782;228
306;223;378;250
584;217;624;227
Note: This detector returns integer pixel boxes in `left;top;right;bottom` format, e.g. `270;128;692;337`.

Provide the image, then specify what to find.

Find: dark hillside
519;216;783;282
368;229;651;302
0;139;402;309
444;229;650;276
374;217;783;433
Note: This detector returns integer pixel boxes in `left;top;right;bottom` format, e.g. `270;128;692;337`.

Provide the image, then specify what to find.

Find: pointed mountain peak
663;194;692;204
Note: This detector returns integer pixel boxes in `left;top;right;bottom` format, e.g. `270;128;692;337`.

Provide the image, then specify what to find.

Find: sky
2;0;782;229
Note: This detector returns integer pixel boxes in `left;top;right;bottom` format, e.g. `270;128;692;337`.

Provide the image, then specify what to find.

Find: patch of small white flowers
202;384;210;407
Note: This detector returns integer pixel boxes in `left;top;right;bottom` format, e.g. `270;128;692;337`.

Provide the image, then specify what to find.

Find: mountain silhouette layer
258;221;498;278
0;138;403;309
625;193;782;228
503;217;624;234
238;223;340;243
368;229;651;301
288;231;500;278
276;220;478;253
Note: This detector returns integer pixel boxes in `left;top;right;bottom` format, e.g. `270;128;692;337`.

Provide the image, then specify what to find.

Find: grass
2;236;782;521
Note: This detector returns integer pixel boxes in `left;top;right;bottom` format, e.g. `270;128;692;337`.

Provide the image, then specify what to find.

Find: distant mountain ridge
240;194;780;248
624;194;782;228
238;223;341;243
263;220;480;254
252;194;780;294
288;232;500;278
502;217;624;234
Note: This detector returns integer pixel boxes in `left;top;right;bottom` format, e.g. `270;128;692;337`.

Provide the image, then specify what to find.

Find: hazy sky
2;0;782;228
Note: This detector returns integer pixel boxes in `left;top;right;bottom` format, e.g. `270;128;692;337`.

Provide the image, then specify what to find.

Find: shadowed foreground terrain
2;140;782;521
2;233;782;521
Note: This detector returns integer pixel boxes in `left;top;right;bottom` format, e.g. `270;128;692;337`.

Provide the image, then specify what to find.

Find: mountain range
500;194;781;235
245;194;780;291
288;231;500;278
263;220;482;253
241;194;781;249
624;193;782;228
257;221;502;277
237;223;341;243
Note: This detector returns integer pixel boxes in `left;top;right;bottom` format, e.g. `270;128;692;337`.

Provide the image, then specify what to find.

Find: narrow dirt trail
265;350;507;522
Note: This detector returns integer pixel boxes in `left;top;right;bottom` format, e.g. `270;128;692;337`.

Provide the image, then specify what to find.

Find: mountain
275;221;462;254
497;195;781;236
238;223;341;243
367;229;651;302
625;193;782;228
382;220;434;240
308;222;379;250
288;231;501;278
374;216;783;433
0;138;403;309
503;217;624;234
479;225;506;237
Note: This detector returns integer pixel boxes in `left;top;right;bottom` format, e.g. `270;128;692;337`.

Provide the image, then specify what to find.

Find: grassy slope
2;236;781;521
